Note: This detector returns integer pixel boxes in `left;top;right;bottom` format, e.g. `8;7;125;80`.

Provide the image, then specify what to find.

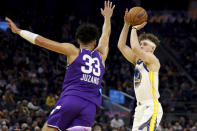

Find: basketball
128;7;148;26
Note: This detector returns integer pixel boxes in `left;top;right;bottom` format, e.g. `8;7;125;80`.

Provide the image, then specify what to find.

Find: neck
80;43;94;51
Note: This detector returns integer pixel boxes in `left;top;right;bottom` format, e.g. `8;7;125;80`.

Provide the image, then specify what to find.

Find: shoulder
62;43;78;50
146;57;160;72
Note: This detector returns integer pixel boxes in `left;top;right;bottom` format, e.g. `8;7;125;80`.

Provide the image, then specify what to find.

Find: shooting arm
118;24;136;64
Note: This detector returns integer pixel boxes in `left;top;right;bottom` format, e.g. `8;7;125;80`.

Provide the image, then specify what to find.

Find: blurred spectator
6;80;18;94
21;100;30;117
34;126;41;131
12;126;20;131
110;114;124;130
173;122;183;131
45;93;56;108
2;90;15;110
0;75;7;89
27;96;40;111
2;125;8;131
21;123;28;131
92;123;103;131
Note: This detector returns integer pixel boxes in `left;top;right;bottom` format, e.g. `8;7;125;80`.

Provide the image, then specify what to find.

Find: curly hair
76;23;99;44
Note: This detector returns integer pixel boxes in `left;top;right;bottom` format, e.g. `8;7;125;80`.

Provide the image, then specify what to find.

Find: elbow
117;43;122;50
35;37;46;46
35;37;42;45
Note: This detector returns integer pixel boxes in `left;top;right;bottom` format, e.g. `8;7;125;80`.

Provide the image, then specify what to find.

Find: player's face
140;41;154;52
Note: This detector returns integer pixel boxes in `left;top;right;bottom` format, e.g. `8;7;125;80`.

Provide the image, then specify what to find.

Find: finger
110;2;112;8
112;5;115;10
126;8;128;12
5;17;11;22
107;0;110;7
142;22;147;26
5;17;13;24
105;1;107;7
100;8;104;15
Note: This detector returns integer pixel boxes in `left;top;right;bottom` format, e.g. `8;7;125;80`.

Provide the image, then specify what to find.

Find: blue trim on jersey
137;60;143;65
99;88;102;94
138;117;152;130
143;63;149;72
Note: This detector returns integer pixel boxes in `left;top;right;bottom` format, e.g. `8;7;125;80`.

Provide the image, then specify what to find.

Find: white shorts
132;99;163;131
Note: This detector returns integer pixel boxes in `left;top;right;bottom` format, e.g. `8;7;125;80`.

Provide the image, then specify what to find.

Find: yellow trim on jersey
149;72;159;131
134;79;141;82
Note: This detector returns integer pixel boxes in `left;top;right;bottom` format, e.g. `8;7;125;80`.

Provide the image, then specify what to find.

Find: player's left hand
101;1;115;18
133;22;147;30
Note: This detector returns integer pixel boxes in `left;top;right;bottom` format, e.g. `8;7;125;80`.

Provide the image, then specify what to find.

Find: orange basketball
128;7;148;26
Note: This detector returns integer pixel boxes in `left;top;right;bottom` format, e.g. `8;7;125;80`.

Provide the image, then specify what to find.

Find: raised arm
118;9;136;65
5;17;78;57
130;23;160;71
130;23;158;64
95;1;115;65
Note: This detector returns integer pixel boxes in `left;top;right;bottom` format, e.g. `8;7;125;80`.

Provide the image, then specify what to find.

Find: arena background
0;0;197;130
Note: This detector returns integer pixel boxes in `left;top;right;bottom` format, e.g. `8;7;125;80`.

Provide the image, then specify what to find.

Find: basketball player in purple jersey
6;1;115;131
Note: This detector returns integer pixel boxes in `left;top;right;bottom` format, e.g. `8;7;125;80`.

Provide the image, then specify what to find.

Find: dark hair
76;23;99;44
139;33;160;46
92;123;103;131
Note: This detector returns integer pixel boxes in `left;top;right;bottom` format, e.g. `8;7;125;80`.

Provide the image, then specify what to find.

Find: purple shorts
47;95;96;131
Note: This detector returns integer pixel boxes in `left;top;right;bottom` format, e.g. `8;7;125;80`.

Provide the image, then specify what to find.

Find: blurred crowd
0;10;197;131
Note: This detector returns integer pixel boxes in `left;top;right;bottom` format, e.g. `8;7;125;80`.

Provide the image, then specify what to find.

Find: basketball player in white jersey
118;9;163;131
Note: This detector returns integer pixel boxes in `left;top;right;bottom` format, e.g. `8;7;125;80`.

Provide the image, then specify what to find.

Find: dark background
0;0;190;16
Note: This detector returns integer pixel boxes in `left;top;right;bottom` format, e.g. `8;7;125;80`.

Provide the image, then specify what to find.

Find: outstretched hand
5;17;21;34
101;1;115;18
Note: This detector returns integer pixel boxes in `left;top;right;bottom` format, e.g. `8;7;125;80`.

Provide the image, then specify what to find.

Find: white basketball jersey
134;60;160;102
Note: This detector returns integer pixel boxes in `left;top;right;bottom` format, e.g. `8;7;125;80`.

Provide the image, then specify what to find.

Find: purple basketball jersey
61;49;105;107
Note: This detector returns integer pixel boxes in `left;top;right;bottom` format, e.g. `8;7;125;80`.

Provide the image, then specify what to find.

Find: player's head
139;33;160;53
76;23;99;48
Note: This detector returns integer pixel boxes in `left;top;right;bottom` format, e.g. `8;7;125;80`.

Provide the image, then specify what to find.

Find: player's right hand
5;17;21;34
124;8;131;25
133;22;147;30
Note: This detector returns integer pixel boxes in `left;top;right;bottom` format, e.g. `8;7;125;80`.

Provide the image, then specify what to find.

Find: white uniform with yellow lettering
132;60;163;131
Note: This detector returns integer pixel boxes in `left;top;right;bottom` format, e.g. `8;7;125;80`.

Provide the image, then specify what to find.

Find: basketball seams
129;7;148;26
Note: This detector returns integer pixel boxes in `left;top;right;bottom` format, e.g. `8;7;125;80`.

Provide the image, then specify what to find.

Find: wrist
16;29;22;34
104;16;111;20
19;30;38;44
124;23;130;27
132;26;138;30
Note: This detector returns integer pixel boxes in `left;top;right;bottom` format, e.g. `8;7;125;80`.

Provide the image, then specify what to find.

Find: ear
93;40;97;46
152;46;156;52
77;39;80;45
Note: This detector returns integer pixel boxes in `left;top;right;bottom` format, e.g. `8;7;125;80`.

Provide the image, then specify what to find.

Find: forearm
130;28;141;49
102;17;111;37
18;30;39;44
17;30;72;55
97;17;111;50
118;24;129;49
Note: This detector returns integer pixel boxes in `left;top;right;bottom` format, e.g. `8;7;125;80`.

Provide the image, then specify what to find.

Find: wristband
132;26;138;30
124;23;130;27
19;30;38;44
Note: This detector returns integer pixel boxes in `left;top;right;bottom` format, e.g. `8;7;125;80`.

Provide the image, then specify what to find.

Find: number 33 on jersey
79;49;105;85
